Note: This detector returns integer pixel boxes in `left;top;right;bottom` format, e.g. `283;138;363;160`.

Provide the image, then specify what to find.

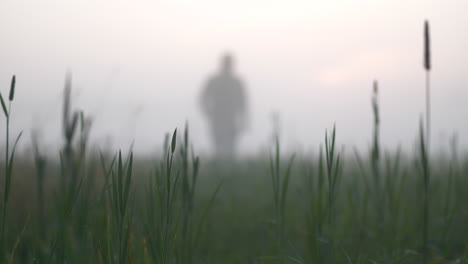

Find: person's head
220;53;234;74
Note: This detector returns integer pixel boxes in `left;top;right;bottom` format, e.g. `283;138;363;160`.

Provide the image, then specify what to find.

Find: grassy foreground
0;82;467;263
1;127;468;264
1;21;467;264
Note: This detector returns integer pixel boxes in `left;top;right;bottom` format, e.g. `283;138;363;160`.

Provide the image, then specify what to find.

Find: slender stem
424;72;430;264
423;180;429;264
420;122;430;264
1;103;10;251
426;71;431;150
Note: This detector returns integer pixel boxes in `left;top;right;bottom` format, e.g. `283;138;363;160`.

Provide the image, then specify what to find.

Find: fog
0;0;467;155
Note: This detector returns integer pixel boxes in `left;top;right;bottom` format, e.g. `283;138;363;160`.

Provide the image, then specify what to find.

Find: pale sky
0;0;467;155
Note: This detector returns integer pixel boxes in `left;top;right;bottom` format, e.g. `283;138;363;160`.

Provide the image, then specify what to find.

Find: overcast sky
0;0;467;155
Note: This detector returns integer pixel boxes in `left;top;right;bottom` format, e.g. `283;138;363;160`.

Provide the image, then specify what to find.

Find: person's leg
212;126;236;158
212;127;225;157
223;126;238;159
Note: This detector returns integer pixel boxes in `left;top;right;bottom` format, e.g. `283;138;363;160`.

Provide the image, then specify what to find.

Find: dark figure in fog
200;53;248;157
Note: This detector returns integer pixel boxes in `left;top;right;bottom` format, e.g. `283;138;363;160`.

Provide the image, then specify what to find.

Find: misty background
0;0;467;155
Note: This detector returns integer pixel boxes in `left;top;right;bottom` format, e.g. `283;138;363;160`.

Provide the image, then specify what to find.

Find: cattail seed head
63;73;72;136
372;80;379;125
9;75;16;101
171;128;177;154
424;20;431;71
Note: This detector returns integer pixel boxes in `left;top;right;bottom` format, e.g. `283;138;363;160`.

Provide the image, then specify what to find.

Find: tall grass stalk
424;20;431;149
269;136;295;262
180;123;194;264
326;126;341;261
52;74;83;262
304;146;326;263
108;151;134;264
419;120;430;264
371;80;383;228
324;125;341;224
62;74;80;191
179;123;223;263
0;75;22;260
145;129;181;263
422;20;431;264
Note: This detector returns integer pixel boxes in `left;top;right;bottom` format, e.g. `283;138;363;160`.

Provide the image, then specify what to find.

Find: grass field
0;87;467;263
1;21;468;264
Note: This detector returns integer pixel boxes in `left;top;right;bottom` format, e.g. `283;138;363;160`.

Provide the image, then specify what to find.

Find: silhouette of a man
200;53;248;157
